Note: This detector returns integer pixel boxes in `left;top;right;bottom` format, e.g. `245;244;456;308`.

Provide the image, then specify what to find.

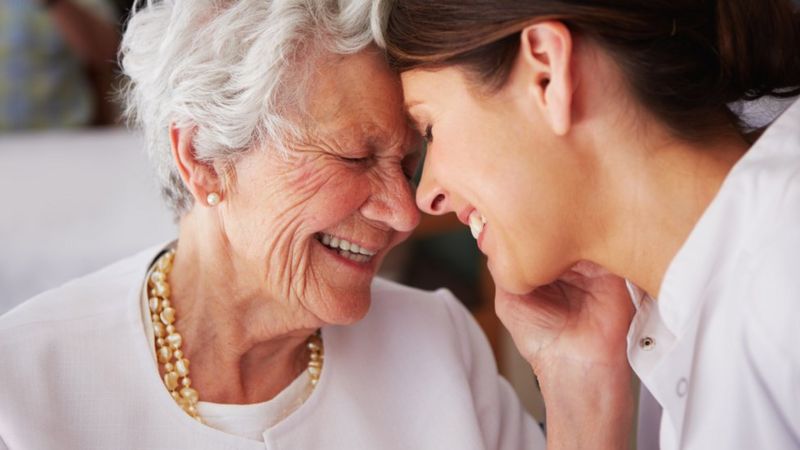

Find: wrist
536;352;632;385
536;359;636;450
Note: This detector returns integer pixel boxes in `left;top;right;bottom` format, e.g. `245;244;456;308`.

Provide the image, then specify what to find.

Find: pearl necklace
147;249;324;422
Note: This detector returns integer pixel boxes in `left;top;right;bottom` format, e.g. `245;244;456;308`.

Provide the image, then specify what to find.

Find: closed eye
423;124;433;143
339;155;372;164
402;150;424;182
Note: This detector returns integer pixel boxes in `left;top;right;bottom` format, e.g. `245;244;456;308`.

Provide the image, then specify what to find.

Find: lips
316;233;379;264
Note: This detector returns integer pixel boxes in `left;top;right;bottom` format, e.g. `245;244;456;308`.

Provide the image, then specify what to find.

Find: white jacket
0;246;544;450
628;99;800;449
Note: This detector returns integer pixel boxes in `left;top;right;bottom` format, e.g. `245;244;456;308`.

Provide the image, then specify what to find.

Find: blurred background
2;1;798;443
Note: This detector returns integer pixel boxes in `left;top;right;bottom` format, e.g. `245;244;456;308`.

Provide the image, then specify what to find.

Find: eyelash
340;156;371;164
403;153;423;181
340;154;419;182
423;125;433;143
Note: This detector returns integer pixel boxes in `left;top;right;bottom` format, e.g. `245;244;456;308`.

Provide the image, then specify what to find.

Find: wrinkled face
221;49;421;325
402;67;586;294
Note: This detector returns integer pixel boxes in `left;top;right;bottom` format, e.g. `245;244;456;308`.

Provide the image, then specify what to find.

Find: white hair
120;0;392;218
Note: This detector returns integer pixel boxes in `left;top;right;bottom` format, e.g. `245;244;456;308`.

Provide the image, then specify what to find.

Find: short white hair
120;0;391;217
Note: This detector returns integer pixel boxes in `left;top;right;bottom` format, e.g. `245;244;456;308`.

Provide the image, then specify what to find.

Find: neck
583;124;749;298
165;214;319;404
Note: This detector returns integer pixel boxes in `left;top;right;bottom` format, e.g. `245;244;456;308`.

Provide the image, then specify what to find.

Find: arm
535;358;635;449
496;262;636;449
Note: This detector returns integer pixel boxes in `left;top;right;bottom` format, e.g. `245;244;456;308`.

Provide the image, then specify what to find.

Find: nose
360;169;421;233
415;160;451;216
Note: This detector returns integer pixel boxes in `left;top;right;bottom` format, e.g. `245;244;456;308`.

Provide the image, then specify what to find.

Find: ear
517;21;574;136
169;124;223;207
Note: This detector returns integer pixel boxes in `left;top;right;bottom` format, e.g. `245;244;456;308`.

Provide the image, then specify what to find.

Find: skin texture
402;22;749;449
166;48;422;404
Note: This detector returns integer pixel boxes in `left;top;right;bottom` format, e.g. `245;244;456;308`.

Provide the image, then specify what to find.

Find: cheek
459;144;580;291
287;163;371;231
222;157;371;268
249;160;369;226
485;176;580;292
430;109;513;183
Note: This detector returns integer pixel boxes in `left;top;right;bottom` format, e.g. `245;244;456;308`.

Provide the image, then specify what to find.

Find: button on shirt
627;99;800;450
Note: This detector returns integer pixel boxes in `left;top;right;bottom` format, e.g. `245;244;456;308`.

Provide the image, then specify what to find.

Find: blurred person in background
0;0;121;130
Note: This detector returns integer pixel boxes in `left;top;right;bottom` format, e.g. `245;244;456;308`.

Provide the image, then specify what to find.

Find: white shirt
0;246;544;449
195;373;310;440
627;99;800;449
139;274;314;441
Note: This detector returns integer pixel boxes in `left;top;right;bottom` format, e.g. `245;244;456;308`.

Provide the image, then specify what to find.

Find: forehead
401;67;473;107
301;50;411;151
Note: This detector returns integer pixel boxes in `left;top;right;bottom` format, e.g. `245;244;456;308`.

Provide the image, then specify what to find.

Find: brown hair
384;0;800;140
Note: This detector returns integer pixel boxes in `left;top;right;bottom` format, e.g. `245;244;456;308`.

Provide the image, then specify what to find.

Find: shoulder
735;99;800;223
736;100;800;335
737;219;800;429
362;277;494;374
739;174;800;369
0;245;160;334
360;279;544;448
0;246;161;424
369;278;482;339
369;276;472;320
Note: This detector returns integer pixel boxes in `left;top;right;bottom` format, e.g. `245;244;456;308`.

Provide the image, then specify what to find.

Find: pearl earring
206;192;221;206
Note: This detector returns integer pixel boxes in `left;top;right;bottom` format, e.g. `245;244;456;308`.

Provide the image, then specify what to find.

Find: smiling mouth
315;233;377;264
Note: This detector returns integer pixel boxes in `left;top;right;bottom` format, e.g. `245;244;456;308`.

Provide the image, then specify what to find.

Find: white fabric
635;384;662;450
196;374;311;441
626;99;800;449
139;275;313;441
0;245;545;450
0;129;176;313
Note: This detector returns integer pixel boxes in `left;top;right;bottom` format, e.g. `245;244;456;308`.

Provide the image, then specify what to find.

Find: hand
495;260;634;374
495;261;636;449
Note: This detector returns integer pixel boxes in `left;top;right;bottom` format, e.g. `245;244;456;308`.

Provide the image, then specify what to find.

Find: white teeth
318;234;377;257
468;211;487;240
339;249;370;263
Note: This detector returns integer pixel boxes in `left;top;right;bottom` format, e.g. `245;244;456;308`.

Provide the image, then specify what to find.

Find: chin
315;287;372;326
487;257;538;295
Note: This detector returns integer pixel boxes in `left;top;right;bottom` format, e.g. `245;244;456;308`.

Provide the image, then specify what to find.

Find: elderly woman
0;1;545;449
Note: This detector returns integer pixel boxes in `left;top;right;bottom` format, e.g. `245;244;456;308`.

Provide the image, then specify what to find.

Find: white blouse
194;373;310;441
0;245;544;449
139;277;313;441
627;99;800;449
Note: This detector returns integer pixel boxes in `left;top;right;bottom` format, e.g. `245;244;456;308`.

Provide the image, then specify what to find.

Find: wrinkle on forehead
282;50;415;155
292;120;417;162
